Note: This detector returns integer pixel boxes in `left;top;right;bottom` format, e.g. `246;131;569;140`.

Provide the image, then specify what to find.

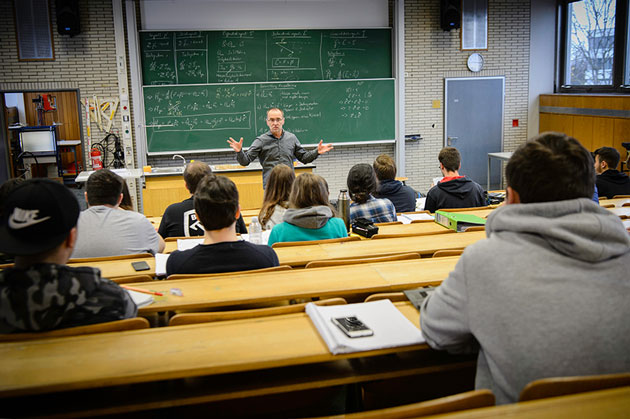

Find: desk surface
487;151;513;160
133;256;458;314
273;230;485;267
431;386;630;419
0;301;424;398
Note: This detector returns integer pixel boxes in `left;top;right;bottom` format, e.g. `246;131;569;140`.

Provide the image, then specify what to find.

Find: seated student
420;133;630;405
373;154;417;212
158;161;247;238
347;163;397;223
72;169;165;258
267;173;347;246
166;175;278;276
424;147;486;213
0;179;137;333
594;146;630;199
258;164;295;231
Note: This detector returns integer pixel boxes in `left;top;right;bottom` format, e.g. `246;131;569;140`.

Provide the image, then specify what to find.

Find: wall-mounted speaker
56;0;80;37
441;0;461;31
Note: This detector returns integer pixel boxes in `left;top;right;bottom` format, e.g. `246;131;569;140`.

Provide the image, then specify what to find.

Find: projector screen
20;130;56;154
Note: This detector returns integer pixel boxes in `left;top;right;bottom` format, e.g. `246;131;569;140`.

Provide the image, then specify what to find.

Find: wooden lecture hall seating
2;205;629;416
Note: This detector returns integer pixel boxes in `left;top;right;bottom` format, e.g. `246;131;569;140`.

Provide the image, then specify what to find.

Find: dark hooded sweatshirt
424;177;486;213
374;179;417;212
596;169;630;199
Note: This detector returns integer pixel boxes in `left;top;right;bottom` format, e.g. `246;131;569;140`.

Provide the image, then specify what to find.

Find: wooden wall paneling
591;118;615;151
539;113;574;137
572;116;594;150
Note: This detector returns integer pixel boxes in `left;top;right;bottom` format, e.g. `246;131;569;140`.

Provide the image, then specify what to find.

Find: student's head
85;169;124;207
506;132;594;204
0;179;80;263
347;163;377;204
194;174;239;231
184;161;212;194
0;177;26;217
373;154;396;181
262;164;295;205
593;146;621;174
289;173;330;209
438;147;461;172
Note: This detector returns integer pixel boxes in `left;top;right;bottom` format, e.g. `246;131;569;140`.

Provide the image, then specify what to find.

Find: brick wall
2;0;531;198
0;0;122;167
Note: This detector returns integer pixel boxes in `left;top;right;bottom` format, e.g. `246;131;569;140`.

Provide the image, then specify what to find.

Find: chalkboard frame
139;28;396;155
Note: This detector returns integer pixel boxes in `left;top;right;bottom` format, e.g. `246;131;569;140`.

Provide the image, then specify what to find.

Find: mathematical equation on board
144;82;377;134
143;79;394;153
141;29;391;85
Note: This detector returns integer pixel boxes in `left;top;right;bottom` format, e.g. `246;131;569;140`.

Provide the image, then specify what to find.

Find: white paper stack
306;300;425;355
154;253;170;276
240;230;271;245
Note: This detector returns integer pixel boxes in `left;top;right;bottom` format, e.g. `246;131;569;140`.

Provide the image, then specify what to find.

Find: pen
121;285;163;297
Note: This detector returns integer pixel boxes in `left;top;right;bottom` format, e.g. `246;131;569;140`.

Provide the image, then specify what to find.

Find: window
559;0;629;92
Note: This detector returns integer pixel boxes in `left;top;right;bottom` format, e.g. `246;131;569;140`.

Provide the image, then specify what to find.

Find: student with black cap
0;179;137;333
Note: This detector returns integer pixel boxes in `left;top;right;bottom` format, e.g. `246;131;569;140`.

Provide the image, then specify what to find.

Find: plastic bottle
249;216;263;244
337;189;351;232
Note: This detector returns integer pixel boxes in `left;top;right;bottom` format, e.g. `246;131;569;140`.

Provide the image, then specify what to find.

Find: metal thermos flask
337;189;350;232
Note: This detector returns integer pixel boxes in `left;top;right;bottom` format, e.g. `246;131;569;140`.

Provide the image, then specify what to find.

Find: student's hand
317;140;333;155
227;137;243;152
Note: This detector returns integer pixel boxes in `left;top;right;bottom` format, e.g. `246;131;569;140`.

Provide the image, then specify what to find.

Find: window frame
557;0;629;93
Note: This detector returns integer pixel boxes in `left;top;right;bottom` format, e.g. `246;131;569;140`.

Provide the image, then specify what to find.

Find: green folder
435;210;487;232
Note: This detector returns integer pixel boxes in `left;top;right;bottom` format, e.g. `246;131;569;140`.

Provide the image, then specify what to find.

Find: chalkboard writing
140;29;392;85
144;79;395;154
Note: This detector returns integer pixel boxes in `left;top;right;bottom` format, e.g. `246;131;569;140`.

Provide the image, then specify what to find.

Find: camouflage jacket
0;264;137;333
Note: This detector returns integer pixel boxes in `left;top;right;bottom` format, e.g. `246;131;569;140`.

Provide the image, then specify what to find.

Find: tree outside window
565;0;616;86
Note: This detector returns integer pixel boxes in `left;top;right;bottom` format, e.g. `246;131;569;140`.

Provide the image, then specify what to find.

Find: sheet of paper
306;300;425;355
398;212;434;224
609;207;630;217
240;230;271;245
154;253;170;276
614;199;630;208
177;238;204;251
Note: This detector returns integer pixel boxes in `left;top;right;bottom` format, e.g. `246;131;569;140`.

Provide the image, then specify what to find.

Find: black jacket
424;177;486;213
375;179;417;212
158;197;247;238
596;170;630;199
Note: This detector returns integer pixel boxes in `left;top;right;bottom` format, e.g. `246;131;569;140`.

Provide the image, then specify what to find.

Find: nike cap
0;178;80;256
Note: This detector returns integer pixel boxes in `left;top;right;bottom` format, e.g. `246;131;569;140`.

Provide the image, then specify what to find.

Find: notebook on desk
306;300;425;355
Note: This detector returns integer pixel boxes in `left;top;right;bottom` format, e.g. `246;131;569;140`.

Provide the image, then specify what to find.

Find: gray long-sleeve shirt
236;130;319;187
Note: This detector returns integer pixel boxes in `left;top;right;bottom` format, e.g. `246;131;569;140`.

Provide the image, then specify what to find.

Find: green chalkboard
144;79;395;154
140;29;392;84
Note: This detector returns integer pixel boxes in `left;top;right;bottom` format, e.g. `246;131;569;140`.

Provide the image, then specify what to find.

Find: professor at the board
227;108;333;188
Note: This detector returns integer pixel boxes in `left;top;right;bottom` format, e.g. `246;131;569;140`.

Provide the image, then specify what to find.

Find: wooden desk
0;301;476;417
602;197;630;207
432;386;630;418
273;230;485;267
68;255;155;281
133;256;458;314
373;221;453;237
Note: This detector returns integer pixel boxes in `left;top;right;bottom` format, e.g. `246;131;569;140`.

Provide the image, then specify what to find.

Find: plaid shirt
349;196;397;224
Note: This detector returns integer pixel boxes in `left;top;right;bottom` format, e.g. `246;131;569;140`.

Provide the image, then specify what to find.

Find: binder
435;210;486;232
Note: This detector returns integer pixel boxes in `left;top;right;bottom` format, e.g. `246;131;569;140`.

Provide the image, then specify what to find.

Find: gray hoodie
420;198;630;404
283;205;333;229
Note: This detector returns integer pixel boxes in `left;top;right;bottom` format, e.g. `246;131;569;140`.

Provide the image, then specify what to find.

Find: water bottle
249;216;263;244
337;189;351;232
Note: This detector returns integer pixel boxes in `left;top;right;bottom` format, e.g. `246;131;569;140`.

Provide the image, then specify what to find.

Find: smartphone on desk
131;261;150;271
331;316;374;338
